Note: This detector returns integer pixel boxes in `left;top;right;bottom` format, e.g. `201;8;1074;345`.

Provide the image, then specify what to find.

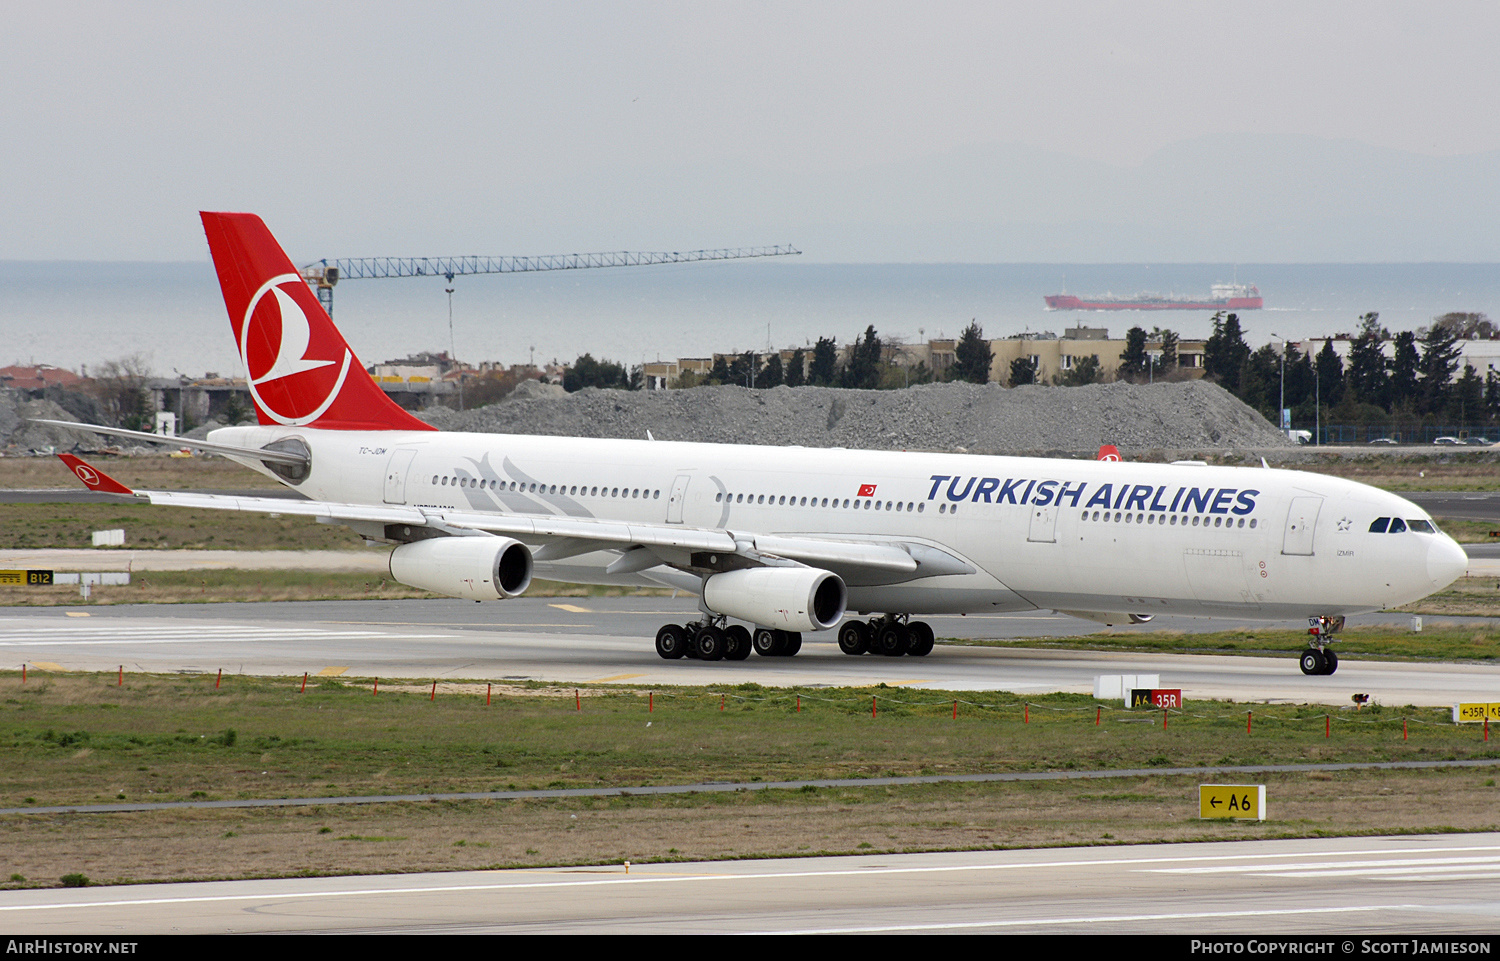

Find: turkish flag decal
857;483;877;497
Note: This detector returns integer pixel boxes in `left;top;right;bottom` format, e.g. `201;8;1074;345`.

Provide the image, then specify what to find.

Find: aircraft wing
58;455;950;580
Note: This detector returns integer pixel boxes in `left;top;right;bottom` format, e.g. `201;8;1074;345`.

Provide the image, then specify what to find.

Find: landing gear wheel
1322;650;1338;675
694;626;726;661
655;624;688;660
837;621;869;655
753;628;785;657
875;623;910;656
907;621;935;657
723;625;752;661
1299;649;1327;676
783;632;802;656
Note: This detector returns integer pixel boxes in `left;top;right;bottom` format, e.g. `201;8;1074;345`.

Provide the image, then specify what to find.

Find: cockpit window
1369;517;1390;533
1408;519;1436;534
1388;517;1408;533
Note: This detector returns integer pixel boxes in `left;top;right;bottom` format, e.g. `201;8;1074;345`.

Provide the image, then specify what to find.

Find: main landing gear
654;617;800;662
1299;615;1345;675
836;615;935;658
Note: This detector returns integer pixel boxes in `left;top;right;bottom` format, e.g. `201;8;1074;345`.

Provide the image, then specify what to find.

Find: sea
2;260;1498;378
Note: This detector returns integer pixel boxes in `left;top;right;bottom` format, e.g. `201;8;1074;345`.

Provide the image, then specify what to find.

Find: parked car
1367;437;1398;445
1433;436;1461;445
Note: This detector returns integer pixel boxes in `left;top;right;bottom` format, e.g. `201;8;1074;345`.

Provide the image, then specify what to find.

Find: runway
1;598;1497;706
4;834;1499;934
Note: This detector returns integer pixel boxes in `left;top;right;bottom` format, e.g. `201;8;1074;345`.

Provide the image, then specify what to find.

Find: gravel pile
420;380;1291;455
0;392;87;454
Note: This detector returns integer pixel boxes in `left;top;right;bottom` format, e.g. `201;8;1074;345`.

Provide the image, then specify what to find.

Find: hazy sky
5;1;1500;260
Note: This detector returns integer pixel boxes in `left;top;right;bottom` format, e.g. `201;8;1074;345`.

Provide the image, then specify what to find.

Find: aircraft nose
1427;536;1468;588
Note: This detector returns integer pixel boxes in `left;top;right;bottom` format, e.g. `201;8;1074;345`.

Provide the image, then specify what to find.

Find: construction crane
299;245;801;317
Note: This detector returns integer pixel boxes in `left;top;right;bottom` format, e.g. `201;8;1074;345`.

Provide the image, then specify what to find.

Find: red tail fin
200;212;435;432
1096;444;1121;462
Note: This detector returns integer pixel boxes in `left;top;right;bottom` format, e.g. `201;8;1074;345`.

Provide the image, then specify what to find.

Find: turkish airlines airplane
46;213;1468;676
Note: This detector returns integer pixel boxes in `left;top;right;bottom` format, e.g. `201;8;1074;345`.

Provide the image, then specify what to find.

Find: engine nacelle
702;567;846;632
389;536;533;601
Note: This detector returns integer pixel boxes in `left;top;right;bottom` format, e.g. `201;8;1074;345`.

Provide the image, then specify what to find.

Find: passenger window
1388;518;1407;533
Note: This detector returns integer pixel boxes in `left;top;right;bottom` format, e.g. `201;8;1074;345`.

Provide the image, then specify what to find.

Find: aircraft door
383;448;419;504
667;474;691;524
1281;496;1323;555
1027;504;1059;543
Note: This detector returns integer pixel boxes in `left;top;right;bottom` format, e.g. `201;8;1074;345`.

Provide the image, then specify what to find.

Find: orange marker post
301;673;307;693
486;683;491;706
216;669;222;690
118;665;123;687
872;696;877;719
430;680;437;702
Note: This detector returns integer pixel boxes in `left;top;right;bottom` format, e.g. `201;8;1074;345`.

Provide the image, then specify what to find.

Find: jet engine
389;535;533;601
702;567;846;632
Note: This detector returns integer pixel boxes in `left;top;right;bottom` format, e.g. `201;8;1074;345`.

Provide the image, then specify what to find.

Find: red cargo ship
1045;283;1262;311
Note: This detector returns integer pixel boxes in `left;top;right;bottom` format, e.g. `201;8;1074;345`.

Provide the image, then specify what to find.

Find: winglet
56;454;135;495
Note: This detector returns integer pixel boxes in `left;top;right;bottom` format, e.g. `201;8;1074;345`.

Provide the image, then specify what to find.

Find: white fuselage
212;425;1468;622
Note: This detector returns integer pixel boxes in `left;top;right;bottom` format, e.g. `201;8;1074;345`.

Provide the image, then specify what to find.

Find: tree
841;325;883;389
1389;332;1421;410
1451;364;1484;425
708;355;732;385
1346;314;1389;409
1237;344;1282;421
562;353;629;392
1433;311;1497;340
1156;329;1179;375
808;337;838;386
86;354;154;430
1203;312;1250;392
1009;356;1038;387
1062;355;1101;387
1315;339;1345;407
728;351;755;387
760;352;784;388
785;348;806;388
1418;322;1462;415
951;320;993;384
1282;343;1314;410
1116;326;1149;382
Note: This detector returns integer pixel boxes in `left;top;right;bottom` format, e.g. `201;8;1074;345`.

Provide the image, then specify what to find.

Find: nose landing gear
1299;615;1345;675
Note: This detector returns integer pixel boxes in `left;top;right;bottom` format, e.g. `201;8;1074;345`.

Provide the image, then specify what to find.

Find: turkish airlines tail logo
200;213;433;432
1096;444;1122;462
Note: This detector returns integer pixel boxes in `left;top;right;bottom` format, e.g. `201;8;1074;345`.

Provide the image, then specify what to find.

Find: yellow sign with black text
0;570;53;586
1199;784;1265;820
1454;703;1500;723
